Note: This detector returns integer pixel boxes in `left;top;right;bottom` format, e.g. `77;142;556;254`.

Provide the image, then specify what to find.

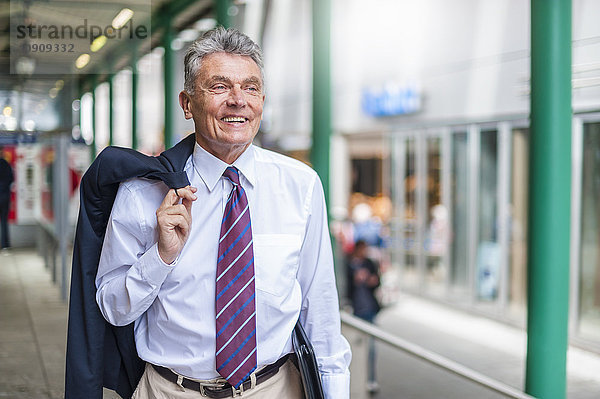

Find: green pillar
163;23;175;150
108;73;114;146
311;0;331;206
215;0;231;28
526;1;571;398
90;76;97;160
131;47;139;150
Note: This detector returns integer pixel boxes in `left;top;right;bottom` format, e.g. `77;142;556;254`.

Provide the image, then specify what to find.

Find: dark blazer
65;134;195;399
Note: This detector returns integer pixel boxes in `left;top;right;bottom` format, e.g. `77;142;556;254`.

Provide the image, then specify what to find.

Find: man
95;27;351;398
0;147;14;249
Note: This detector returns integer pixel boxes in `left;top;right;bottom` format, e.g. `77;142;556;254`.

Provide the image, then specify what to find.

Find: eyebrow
207;75;262;88
243;77;262;87
208;75;231;84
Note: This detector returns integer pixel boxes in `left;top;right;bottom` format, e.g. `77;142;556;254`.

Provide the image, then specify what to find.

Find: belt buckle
231;384;243;397
200;380;230;398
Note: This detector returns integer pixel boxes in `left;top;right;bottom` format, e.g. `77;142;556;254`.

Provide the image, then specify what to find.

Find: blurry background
1;0;600;398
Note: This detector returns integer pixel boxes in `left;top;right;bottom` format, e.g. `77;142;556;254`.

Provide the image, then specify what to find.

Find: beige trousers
132;359;304;399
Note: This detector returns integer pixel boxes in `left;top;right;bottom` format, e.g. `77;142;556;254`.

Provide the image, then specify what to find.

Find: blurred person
352;202;388;267
352;202;385;248
0;147;14;250
347;240;381;393
90;27;350;399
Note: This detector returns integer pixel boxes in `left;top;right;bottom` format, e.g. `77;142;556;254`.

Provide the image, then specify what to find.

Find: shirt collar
192;142;256;192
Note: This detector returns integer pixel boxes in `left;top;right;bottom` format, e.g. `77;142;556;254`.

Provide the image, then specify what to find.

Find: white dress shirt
95;143;351;398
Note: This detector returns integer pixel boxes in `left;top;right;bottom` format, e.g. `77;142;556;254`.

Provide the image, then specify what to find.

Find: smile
222;116;248;123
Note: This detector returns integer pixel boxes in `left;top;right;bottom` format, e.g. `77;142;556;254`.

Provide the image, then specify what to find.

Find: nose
226;85;247;107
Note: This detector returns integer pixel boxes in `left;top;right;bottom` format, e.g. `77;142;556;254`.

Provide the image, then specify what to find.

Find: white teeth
222;117;246;123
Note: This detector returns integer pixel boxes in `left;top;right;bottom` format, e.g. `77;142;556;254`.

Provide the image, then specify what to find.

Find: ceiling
0;0;213;96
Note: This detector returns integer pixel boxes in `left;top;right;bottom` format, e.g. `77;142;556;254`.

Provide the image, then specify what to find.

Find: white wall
261;0;600;138
262;0;312;146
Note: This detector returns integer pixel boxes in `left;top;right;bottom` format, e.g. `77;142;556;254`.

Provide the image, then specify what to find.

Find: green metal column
131;47;139;150
163;23;175;149
108;73;114;146
215;0;232;28
526;1;571;398
91;76;97;160
311;0;331;206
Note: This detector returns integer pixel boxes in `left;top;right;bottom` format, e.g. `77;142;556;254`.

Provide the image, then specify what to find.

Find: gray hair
183;27;264;94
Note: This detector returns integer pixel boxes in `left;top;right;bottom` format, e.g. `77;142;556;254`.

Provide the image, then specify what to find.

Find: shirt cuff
321;371;350;399
137;243;176;287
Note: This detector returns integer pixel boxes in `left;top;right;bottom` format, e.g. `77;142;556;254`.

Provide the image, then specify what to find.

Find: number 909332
21;43;75;53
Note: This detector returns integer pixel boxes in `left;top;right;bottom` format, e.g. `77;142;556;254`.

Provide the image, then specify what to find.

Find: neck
195;136;251;164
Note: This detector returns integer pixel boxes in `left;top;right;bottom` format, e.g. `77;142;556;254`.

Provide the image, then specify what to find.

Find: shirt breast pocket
253;234;302;297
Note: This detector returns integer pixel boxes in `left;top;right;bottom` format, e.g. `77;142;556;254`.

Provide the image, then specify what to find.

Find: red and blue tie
215;167;257;388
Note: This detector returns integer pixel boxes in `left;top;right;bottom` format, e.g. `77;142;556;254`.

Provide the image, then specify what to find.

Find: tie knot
223;166;240;185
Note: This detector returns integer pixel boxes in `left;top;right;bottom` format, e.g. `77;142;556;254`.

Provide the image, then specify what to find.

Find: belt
151;353;292;398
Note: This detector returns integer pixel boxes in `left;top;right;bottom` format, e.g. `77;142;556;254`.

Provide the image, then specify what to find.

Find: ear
178;91;193;119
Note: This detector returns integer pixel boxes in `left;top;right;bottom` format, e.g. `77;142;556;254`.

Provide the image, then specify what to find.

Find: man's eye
212;85;227;91
245;86;259;93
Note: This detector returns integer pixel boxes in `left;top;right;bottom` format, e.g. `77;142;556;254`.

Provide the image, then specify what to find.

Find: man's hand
156;186;197;264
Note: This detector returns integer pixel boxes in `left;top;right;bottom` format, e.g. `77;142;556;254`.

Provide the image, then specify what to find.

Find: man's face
179;52;265;163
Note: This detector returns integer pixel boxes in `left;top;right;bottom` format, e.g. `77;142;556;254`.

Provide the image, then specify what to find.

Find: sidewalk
2;249;600;398
372;296;600;398
0;249;67;399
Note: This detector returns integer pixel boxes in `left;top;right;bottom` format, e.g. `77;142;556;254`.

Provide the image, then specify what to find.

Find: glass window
113;69;132;148
402;138;418;288
477;129;499;302
352;158;382;196
80;93;93;145
450;132;469;291
137;48;165;154
425;137;447;293
94;83;110;151
509;128;529;315
579;122;600;341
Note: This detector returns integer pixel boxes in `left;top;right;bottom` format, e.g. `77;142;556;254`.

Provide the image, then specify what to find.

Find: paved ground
0;249;67;399
1;248;600;398
369;298;600;398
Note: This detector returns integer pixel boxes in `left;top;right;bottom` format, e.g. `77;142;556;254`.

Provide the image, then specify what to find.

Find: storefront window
509;129;529;314
137;48;165;154
450;132;469;291
477;129;499;301
425;137;447;293
579;122;600;341
94;83;109;151
403;138;418;288
112;69;132;147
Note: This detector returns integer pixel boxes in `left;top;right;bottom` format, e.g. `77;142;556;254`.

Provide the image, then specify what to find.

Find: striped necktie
215;166;257;388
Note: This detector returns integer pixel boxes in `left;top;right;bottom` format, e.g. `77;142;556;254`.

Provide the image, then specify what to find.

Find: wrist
157;245;177;265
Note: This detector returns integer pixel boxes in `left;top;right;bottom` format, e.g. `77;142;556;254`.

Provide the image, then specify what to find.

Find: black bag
293;321;325;399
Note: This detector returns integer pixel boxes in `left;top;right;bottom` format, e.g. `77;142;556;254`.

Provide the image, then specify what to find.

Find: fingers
182;197;193;214
174;185;197;198
168;214;190;235
176;186;196;215
161;186;197;208
162;203;192;226
156;186;197;264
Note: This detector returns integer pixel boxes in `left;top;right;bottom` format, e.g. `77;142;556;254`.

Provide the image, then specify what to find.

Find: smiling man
95;27;351;398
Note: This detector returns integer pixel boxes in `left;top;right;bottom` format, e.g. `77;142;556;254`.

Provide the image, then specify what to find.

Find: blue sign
362;83;421;117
